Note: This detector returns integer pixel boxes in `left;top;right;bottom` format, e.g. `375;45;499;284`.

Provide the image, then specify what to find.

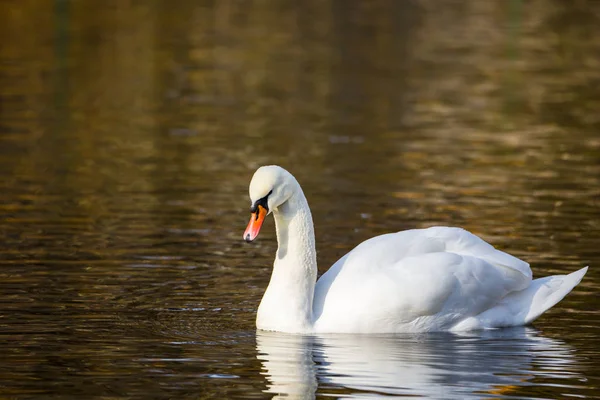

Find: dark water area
0;0;599;398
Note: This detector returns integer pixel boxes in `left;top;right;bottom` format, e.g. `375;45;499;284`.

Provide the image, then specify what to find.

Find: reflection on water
0;0;599;398
258;328;582;399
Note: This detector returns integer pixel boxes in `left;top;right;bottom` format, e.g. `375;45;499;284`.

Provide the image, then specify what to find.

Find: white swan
243;165;588;333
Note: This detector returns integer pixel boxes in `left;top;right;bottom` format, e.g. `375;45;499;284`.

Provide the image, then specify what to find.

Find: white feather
247;166;588;333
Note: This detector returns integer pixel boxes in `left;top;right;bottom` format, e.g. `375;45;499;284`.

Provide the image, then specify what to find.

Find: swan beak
244;205;267;242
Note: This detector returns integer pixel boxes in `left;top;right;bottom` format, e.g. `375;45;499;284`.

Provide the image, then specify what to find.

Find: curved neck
256;186;317;333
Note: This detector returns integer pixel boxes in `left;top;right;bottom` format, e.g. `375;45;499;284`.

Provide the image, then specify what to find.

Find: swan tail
451;266;588;331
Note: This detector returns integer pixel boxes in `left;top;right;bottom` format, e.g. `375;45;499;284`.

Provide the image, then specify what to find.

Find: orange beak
244;204;267;242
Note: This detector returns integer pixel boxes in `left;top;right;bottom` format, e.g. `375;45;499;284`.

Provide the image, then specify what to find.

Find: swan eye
251;190;272;213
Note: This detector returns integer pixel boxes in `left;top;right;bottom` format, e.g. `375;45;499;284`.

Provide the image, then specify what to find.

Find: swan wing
335;227;531;279
313;227;533;332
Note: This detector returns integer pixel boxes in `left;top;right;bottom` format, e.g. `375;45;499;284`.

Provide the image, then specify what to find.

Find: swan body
243;165;587;334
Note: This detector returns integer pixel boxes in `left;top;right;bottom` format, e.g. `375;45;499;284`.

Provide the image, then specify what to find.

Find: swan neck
275;193;316;266
257;186;317;333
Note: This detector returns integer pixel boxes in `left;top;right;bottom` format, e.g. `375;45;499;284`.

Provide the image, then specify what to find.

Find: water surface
0;1;599;398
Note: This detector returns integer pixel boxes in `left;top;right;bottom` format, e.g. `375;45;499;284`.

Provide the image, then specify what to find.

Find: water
0;1;599;398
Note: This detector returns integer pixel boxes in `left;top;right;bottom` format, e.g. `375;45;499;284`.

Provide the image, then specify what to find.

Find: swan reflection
256;328;580;399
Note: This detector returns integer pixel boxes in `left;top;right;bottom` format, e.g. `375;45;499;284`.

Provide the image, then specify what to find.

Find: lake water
1;1;599;398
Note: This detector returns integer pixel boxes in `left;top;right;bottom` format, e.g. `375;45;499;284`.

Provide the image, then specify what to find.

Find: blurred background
0;0;599;398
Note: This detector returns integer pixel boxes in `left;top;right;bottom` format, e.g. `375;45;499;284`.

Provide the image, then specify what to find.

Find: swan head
243;165;296;242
